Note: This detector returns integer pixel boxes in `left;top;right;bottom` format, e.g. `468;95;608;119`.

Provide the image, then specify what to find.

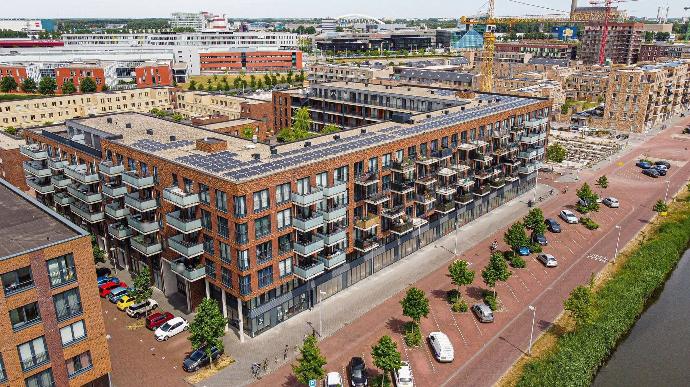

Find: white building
170;12;207;31
0;19;43;33
321;19;337;33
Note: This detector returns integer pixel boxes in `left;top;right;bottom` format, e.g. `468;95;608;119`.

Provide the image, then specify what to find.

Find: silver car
538;253;558;267
603;197;619;208
471;303;494;323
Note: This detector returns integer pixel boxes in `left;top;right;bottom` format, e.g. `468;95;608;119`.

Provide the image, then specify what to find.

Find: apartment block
308;63;391;84
564;66;610;101
198;51;302;73
0;65;29;86
134;62;173;88
0;131;29;192
174;90;273;123
578;22;644;65
495;41;577;59
55;65;108;93
19;84;549;337
0;178;111;387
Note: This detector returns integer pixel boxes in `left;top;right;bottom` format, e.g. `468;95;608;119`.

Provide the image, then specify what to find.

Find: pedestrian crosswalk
587;254;608;263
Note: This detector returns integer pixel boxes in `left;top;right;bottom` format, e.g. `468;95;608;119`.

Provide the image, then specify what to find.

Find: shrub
483;291;498;311
580;217;600;230
511;255;526;268
576;204;589;214
446;289;459;304
371;375;392;387
530;243;543;254
503;250;516;261
403;322;422;347
451;299;468;313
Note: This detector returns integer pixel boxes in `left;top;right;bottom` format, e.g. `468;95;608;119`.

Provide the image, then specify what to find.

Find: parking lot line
526;268;543;287
448;309;470;347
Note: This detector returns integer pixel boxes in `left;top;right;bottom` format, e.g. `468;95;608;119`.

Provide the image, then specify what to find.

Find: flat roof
0;179;84;259
202;118;258;130
0;131;23;150
315;81;471;102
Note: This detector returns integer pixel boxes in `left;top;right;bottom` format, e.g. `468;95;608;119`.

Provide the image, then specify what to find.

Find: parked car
642;168;660;178
559;210;578;224
578;198;591;208
471;303;495;323
653;165;667;176
394;361;414;387
428;332;454;362
107;287;131;303
348;356;368;387
99;281;127;298
517;246;531;256
602;197;620;208
654;160;671;169
182;345;224;372
154;317;189;341
96;268;112;278
636;160;652;169
545;218;561;233
116;295;135;311
532;233;548;246
325;372;344;387
537;253;558;267
146;311;175;330
683;127;690;134
126;299;159;318
97;276;118;286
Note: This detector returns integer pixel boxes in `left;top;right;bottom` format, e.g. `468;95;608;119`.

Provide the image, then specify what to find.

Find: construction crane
588;0;635;65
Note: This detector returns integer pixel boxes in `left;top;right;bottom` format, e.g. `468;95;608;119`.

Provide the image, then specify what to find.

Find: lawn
179;73;301;91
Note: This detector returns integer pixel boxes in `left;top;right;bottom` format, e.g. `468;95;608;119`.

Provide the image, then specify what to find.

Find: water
593;249;690;387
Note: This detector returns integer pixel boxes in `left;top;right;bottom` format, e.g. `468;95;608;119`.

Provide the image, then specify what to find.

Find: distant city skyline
1;0;677;20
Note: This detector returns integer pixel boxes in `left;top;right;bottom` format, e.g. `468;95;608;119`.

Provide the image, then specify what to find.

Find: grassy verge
184;355;235;384
0;93;45;102
501;189;690;387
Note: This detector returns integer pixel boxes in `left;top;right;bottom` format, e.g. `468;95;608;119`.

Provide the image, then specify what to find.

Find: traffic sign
309;380;316;387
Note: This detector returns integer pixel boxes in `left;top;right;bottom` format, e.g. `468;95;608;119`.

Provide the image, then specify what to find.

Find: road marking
429;307;442;331
503;282;520;304
470;314;484;336
567;246;574;254
526;269;542;287
587;253;609;263
447;308;470;347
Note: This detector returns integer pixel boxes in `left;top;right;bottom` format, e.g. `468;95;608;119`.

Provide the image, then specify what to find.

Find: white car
126;298;158;318
154;317;188;341
602;197;619;208
394;361;414;387
559;209;579;224
428;332;454;362
537;253;558;268
324;371;343;387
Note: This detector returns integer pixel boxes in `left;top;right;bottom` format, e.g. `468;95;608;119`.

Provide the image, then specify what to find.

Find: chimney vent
270;148;278;155
125;123;132;128
169;135;176;142
360;129;367;134
304;141;311;147
252;153;260;160
106;117;112;124
146;129;153;135
333;134;340;140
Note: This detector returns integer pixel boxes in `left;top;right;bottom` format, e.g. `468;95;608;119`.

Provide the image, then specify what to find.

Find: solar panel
131;139;194;152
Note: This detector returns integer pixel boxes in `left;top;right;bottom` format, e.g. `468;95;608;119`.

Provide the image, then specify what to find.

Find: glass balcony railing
294;236;325;256
122;171;154;189
127;215;160;234
293;261;325;280
48;158;68;171
54;192;74;206
66;184;102;204
163;187;200;208
64;165;99;184
354;214;380;230
26;177;54;194
20;144;48;160
318;205;347;222
124;193;158;212
170;258;206;282
105;203;130;219
165;211;202;233
293;213;325;232
291;187;324;206
69;202;104;223
108;223;133;239
318;228;347;246
23;161;51;178
130;236;161;256
50;174;71;189
102;182;127;198
322;180;347;197
98;161;125;176
318;250;346;269
168;235;203;258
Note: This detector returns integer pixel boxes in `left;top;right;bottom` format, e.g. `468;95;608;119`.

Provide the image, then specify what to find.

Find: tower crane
588;0;636;65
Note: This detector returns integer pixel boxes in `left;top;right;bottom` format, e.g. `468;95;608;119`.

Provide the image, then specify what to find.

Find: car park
325;372;344;387
532;233;548;246
99;281;127;297
116;295;135;311
471;303;494;323
603;197;620;208
107;287;130;303
642;168;660;178
537;253;558;267
559;210;578;224
394;361;414;387
636;160;652;169
654;160;671;169
126;299;159;318
348;356;368;387
428;332;454;362
146;311;175;330
154;317;189;341
182;345;224;372
545;218;561;233
517;246;531;256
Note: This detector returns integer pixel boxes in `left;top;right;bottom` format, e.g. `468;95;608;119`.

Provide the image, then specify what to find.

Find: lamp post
533;167;538;203
318;290;326;337
613;225;622;264
454;220;459;255
528;305;536;355
665;180;670;202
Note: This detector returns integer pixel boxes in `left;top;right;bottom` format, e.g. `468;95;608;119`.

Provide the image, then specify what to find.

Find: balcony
64;165;99;184
102;182;127;198
168;235;204;258
122;170;154;189
474;154;493;164
51;174;71;189
436;185;456;196
291;187;324;206
319;204;347;222
415;155;438;165
490;178;506;189
473;185;491;197
98;161;125;176
382;205;405;219
431;148;453;160
26;177;54;194
519;162;541;175
293;213;324;232
518;148;538;160
454;193;474;205
458;142;478;151
130;236;162;256
105;202;130;219
108;223;132;240
170;258;206;282
293;261;325;280
416;175;437;186
125;193;158;212
20;144;48;160
414;193;436;205
319;250;347;270
166;211;202;233
451;163;471;173
163;186;200;208
457;177;474;188
67;184;102;204
23;161;50;178
322;180;347;197
519;132;547;144
127;214;160;234
54;192;74;206
70;202;104;223
320;228;347;246
390;219;414;235
390;181;414;193
435;201;456;214
354;171;379;186
524;118;548;129
354;214;380;230
294;236;325;256
437;167;457;177
354;238;379;253
505;172;520;182
365;190;390;205
48;158;68;171
390;158;415;172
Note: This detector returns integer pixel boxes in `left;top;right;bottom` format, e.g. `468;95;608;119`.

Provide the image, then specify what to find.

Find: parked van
428;332;454;362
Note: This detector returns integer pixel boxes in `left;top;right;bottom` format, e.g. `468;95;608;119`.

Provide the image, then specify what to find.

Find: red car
99;281;127;297
145;312;175;330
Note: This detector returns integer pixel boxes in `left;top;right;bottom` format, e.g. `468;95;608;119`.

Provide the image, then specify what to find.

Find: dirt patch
184;355;235;384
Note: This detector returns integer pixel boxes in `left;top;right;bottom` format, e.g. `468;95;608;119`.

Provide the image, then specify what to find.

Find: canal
593;249;690;386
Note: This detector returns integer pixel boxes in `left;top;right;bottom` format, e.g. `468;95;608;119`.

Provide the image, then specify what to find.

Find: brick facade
135;64;173;88
55;67;106;94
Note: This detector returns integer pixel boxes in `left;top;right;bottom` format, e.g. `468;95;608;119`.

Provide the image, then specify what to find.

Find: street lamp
665;180;671;202
318;290;326;337
533;167;539;203
613;225;622;264
454;220;459;255
528;305;536;355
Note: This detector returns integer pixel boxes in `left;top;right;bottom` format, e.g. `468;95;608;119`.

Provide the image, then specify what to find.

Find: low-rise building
198;50;302;73
135;62;174;88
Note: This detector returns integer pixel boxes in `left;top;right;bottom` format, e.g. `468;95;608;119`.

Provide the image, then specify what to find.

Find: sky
2;0;682;20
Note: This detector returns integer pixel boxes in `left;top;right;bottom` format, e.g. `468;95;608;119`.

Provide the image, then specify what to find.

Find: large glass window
278;234;292;255
201;209;212;231
235;223;248;244
60;320;86;347
46;254;77;288
203;235;215;255
219;242;230;264
277;209;291;230
255;216;271;239
18;336;49;371
275;183;291;204
221;267;232;288
253;189;270;213
199;183;210;204
240;275;252;295
215;189;227;212
237;250;249;271
9;302;41;331
0;354;5;382
66;351;92;379
217;216;229;238
258;267;273;289
205;261;216;279
53;288;82;321
1;266;34;296
24;368;53;387
256;241;272;264
279;258;292;278
233;195;246;217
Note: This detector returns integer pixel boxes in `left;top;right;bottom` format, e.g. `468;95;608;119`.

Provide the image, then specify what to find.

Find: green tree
256;79;264;89
320;124;340;134
286;71;294;84
400;287;429;325
504;221;529;251
79;77;97;93
482;252;512;299
171;113;184;122
100;83;109;92
61;80;76;95
576;182;599;213
653;199;668;214
188;80;197;91
293;106;311;133
292;334;327;385
4;126;18;136
644;31;654;42
241;125;254;139
596;175;609;190
448;259;475;311
233;77;242;90
546;142;567;163
523;208;547;235
564;284;594;328
20;77;37;93
263;73;272;87
371;336;402;387
279;75;287;84
90;234;105;264
249;74;256;89
189;298;227;369
129;266;153;303
0;76;18;92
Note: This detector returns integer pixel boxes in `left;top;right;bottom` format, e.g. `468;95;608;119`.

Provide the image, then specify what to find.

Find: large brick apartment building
578;22;644;65
18;83;550;337
0;178;111;387
198;50;302;73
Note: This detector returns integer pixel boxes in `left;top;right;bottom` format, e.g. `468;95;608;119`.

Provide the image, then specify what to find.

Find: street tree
576;182;599;213
448;260;475;312
0;76;18;92
90;234;105;264
263;73;272;87
523;208;547;235
249;74;256;89
503;221;529;251
256;79;264;89
596;175;609;190
482;252;512;299
653;199;668;214
20;77;37;93
241;125;254;139
38;77;57;95
320;124;340;134
79;77;97;93
400;287;429;326
61;80;77;95
188;80;197;91
546;142;567;163
292;334;327;385
130;266;153;303
371;335;402;387
189;298;227;369
564;284;594;328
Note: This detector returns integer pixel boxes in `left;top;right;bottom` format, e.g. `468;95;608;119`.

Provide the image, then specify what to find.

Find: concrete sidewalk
204;184;557;386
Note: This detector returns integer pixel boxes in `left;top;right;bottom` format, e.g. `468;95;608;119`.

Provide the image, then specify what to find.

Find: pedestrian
275;355;278;364
284;344;289;360
262;358;268;373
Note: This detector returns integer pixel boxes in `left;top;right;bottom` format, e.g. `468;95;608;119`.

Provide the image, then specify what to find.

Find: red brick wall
199;51;302;72
0;65;28;88
0;147;29;192
240;100;274;139
55;67;106;94
135;65;173;88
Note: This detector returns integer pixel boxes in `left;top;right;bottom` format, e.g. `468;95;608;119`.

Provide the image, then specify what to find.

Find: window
199;183;210;204
60;320;86;347
235;223;248;244
47;254;77;287
316;172;327;187
215;189;227;212
53;288;82;321
66;351;92;378
240;275;252;295
0;354;5;382
296;177;310;194
275;183;291;204
221;267;232;288
334;165;348;182
255;216;271;239
237;250;249;271
18;336;49;371
277;209;291;230
279;258;292;278
278;234;292;255
253;189;270;213
24;368;53;387
382;153;391;169
256;241;272;264
233;195;246;217
10;302;41;331
219;242;230;264
258;267;273;289
205;261;216;279
217;216;229;238
368;157;378;172
201;209;212;231
203;235;215;255
2;266;34;296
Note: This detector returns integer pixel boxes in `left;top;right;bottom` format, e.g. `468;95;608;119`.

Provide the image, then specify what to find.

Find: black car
96;267;112;278
544;218;561;233
642;168;660;178
532;233;548;245
348;356;368;387
182;345;223;372
654;160;671;169
653;166;667;176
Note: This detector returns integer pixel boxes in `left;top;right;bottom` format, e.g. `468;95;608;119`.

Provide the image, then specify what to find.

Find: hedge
517;202;690;386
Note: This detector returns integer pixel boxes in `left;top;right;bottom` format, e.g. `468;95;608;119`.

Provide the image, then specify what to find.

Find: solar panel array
131;139;194;152
175;151;250;173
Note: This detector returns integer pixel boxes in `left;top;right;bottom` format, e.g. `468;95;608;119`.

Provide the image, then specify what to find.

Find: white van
428;332;454;362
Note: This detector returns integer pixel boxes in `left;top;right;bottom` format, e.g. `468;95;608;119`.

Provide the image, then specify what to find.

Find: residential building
0;64;31;86
495;41;577;60
0;19;44;32
54;65;109;93
134;62;173;88
169;12;207;32
308;63;391;84
0;177;111;387
578;22;644;64
174;91;272;121
198;50;302;73
0;131;29;191
391;69;477;90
